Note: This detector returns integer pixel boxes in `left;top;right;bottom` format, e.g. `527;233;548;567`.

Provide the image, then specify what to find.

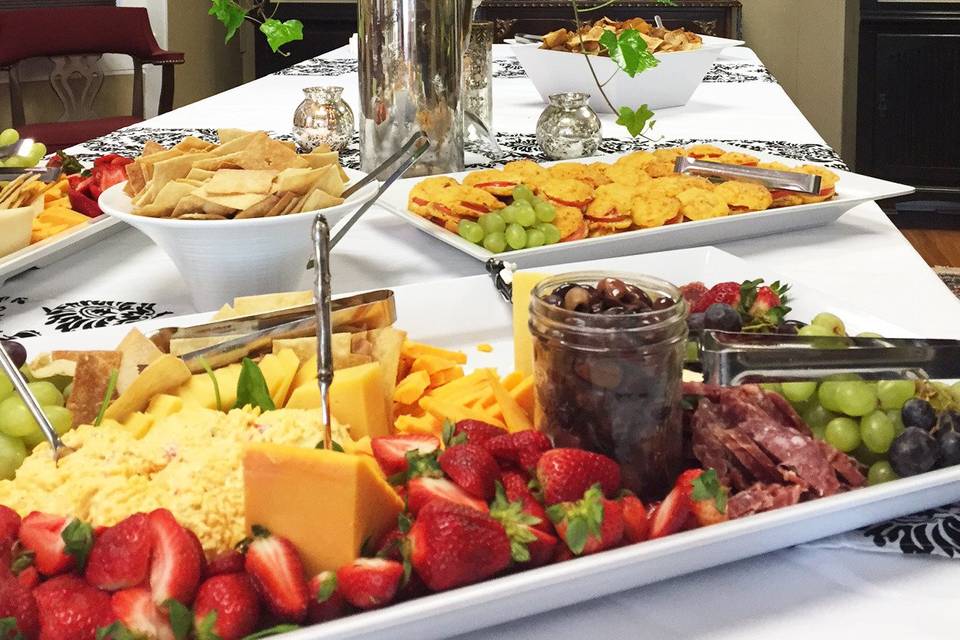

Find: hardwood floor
900;228;960;268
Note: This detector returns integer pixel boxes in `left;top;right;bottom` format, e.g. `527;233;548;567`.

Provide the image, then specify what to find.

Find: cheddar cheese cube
286;362;389;439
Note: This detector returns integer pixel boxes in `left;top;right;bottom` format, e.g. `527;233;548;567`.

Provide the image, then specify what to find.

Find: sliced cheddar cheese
511;271;547;376
486;370;532;432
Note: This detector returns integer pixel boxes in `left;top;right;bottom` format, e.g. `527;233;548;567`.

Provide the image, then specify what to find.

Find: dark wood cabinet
476;0;741;42
858;1;960;202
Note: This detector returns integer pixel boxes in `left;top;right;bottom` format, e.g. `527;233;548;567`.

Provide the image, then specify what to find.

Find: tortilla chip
235;194;280;219
169;336;243;356
174;136;216;152
195;191;268;211
66;351;123;426
265;191;296;217
205;169;277;195
212;303;236;320
171;195;236;218
142;140;167;156
27;354;77;379
176;213;228;220
231;291;312;315
300;150;340;169
115;329;164;394
300;188;345;212
236;134;308;171
368;327;407;421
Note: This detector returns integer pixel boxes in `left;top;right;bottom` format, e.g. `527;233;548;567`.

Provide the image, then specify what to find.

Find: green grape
21;406;73;449
853;444;885;466
526;229;545;248
457;219;484;244
760;382;783;396
860;410;895;454
538;223;561;244
803;404;839;432
867;461;898;486
876;379;915;410
512;185;535;203
811;312;846;336
19;365;36;383
534;200;556;222
835;381;878;417
0;373;12;401
0;397;38;438
63;382;73;401
505;223;527;250
478;212;506;235
25;142;46;165
499;205;518;225
856;332;883;339
27;381;63;407
514;201;537;227
782;381;817;404
798;324;834;337
886;409;906;436
810;424;826;441
482;232;507;253
4;156;32;168
818;381;844;412
0;128;18;147
0;433;26;480
825;417;861;452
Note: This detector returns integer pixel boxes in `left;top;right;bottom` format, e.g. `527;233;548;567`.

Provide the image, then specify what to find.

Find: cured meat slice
721;426;782;484
736;418;841;497
690;399;749;490
815;440;866;488
727;482;804;519
764;391;813;437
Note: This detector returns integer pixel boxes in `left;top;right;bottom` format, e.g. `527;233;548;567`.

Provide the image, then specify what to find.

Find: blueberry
687;312;705;334
901;398;936;430
937;410;960;433
889;427;938;477
0;340;26;369
939;429;960;468
703;303;742;332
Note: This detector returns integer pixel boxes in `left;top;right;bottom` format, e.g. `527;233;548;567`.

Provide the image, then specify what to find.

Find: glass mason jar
529;272;689;500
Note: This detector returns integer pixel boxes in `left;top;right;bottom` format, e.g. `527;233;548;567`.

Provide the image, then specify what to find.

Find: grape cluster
0;340;73;479
0;128;47;168
762;314;960;485
458;185;562;253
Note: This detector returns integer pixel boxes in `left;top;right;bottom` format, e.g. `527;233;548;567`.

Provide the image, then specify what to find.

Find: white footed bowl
98;168;377;309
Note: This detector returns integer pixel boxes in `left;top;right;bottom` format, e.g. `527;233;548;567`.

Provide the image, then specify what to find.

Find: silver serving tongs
0;345;73;461
313;215;335;450
674;156;822;195
700;330;960;386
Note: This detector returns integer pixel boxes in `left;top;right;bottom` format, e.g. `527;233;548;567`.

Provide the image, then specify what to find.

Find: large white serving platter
18;247;949;640
378;146;915;269
0;213;124;286
510;35;745;113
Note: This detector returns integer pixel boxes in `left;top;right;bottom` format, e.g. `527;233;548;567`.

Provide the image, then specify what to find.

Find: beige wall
739;0;859;165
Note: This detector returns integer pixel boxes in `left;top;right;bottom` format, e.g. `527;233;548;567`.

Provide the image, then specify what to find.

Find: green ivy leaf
209;0;247;43
599;29;658;78
236;358;276;412
61;519;94;571
259;18;304;55
615;105;656;138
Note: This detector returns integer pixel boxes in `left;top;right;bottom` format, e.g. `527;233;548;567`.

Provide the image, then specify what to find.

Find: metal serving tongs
700;331;960;386
0;345;73;461
313;215;335;450
674;156;822;195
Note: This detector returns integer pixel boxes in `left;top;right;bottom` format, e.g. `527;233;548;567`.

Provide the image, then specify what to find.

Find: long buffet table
3;44;959;638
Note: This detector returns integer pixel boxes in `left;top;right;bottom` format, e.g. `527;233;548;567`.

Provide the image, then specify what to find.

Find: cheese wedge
286;362;389;439
243;443;403;574
512;272;547;375
104;355;192;423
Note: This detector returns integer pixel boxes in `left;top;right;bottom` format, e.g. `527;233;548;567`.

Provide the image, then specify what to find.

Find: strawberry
406;477;488;515
18;512;93;576
743;281;790;329
407;500;511;591
373;527;405;562
0;505;20;553
85;513;153;591
620;495;650;543
500;471;551;533
488;483;556;567
484;431;552;469
535;449;621;505
193;573;260;640
147;509;203;605
306;571;346;624
547;485;624;556
453;419;507;446
206;550;246;577
439;443;500;500
34;574;114;640
336;558;403;610
14;566;38;590
0;573;39;640
648;486;689;539
110;587;175;640
677;468;729;527
691;281;741;313
526;528;559;567
243;526;309;622
371;434;440;477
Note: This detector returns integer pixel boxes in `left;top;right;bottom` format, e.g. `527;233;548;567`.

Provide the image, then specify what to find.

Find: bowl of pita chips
97;129;377;310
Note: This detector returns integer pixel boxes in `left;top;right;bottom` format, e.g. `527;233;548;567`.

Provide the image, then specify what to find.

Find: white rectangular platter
17;247;950;640
0;213;124;286
510;35;745;112
377;147;915;269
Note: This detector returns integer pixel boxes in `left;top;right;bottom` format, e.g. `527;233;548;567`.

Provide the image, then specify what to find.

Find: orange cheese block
286;362;389;439
401;341;467;364
243;443;403;575
394;370;431;405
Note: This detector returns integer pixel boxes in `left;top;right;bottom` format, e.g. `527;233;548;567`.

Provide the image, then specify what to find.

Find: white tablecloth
2;44;959;638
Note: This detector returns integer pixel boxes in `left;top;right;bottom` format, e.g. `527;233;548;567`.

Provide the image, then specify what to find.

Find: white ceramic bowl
0;196;43;258
98;168;378;309
510;34;744;113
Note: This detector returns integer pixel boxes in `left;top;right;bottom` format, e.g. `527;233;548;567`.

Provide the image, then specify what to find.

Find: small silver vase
535;93;602;160
293;86;355;152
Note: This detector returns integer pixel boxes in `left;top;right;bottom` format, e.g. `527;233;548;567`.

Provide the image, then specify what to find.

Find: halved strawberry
147;509;203;605
648;486;689;539
243;526;309;622
371;434;440;477
535;449;621;505
677;468;729;527
307;571;346;624
620;495;650;543
193;573;261;640
547;485;624;556
691;281;741;313
406;477;488;515
439;443;500;501
336;558;403;610
86;513;153;591
110;587;175;640
18;512;93;576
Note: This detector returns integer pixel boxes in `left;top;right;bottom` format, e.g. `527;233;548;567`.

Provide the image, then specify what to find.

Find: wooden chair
0;6;184;152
